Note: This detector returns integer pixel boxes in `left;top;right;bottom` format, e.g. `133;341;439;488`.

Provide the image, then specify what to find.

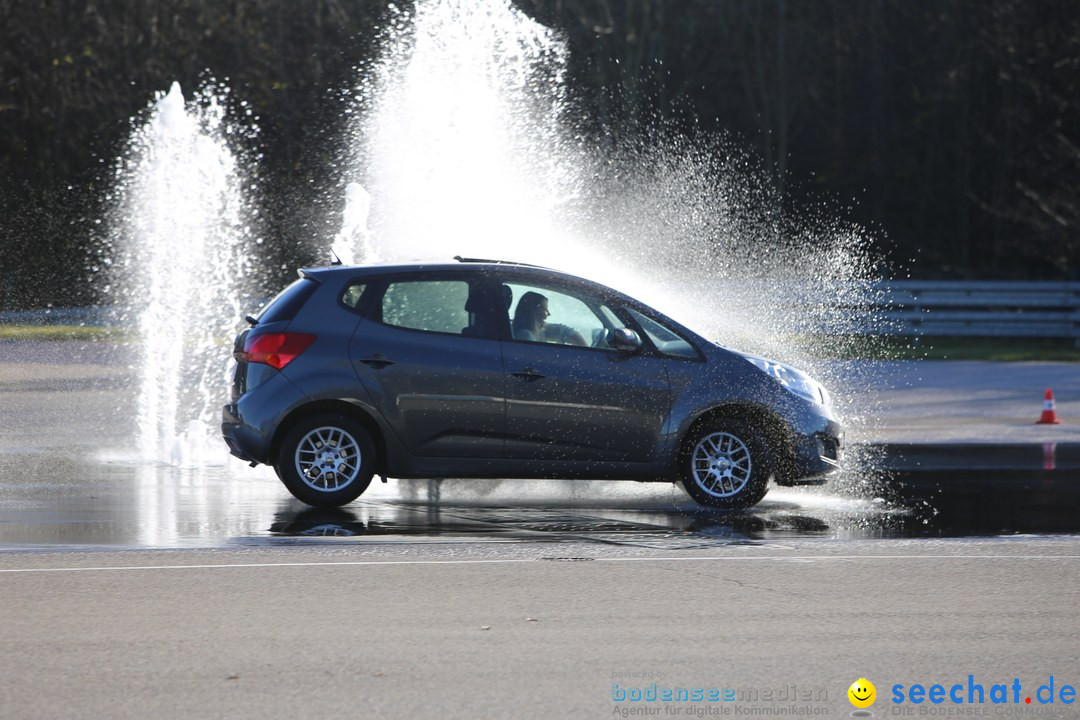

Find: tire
679;418;772;509
275;413;376;507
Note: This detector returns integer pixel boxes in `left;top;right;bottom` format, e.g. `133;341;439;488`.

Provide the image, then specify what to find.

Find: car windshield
625;307;698;358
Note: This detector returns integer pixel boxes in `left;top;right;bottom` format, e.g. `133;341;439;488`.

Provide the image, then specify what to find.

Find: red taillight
241;333;316;370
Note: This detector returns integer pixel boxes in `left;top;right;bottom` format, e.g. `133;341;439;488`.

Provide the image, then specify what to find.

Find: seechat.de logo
848;678;876;717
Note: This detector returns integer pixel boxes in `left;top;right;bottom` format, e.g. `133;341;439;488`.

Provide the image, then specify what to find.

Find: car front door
347;273;506;458
498;276;671;464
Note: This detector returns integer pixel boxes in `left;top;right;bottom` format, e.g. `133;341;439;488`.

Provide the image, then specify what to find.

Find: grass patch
0;325;132;341
833;336;1080;362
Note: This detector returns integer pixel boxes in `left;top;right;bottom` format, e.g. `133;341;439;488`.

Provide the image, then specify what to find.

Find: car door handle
360;354;395;369
511;367;545;382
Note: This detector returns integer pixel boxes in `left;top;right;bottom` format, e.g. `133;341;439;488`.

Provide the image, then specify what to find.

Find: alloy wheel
690;431;753;498
293;426;363;492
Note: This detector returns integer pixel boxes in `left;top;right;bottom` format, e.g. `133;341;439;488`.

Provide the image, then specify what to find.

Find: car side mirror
611;327;642;354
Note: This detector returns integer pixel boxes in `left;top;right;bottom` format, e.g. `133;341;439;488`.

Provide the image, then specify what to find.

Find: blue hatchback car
222;258;841;509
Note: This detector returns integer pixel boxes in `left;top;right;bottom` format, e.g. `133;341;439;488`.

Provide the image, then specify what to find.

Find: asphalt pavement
2;540;1079;719
1;341;1079;720
832;359;1080;445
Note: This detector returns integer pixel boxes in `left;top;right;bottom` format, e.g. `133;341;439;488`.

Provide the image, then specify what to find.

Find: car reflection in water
267;468;1080;544
266;480;886;546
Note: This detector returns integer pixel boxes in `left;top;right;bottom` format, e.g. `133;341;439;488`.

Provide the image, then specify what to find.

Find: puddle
0;451;1076;549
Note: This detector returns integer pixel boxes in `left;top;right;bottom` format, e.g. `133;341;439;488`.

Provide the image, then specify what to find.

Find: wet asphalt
1;339;1079;719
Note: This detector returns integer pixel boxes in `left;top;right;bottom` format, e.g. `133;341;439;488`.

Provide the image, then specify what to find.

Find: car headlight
741;354;829;405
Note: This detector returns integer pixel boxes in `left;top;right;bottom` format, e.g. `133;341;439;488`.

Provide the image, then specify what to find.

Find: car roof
300;258;576;283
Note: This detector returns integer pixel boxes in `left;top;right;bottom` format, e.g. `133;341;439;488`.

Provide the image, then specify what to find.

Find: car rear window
256;277;319;324
381;280;469;334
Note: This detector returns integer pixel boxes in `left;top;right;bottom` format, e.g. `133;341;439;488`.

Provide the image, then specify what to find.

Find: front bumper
777;417;843;486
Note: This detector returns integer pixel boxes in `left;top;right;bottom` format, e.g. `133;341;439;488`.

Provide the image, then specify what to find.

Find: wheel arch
678;402;797;481
270;400;388;476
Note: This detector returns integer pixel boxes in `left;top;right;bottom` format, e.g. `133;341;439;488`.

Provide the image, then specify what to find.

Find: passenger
512;291;586;346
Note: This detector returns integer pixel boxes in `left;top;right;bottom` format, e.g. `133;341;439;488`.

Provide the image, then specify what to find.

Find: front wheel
679;419;772;509
275;414;375;507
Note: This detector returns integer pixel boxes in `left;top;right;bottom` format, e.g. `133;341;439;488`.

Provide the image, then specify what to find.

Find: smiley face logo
848;678;876;708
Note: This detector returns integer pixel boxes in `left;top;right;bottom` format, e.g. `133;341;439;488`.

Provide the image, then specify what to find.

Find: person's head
513;291;549;331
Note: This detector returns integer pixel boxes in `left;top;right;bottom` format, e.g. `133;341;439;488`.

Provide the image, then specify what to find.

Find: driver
512;291;586;346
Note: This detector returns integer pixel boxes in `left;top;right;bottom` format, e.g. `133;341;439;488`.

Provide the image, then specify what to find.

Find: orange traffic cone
1037;388;1061;425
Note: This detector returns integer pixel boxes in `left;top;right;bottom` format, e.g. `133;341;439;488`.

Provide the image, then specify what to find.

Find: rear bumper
221;403;256;463
221;370;310;465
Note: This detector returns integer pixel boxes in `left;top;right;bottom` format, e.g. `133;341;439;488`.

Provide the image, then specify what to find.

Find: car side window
506;282;618;350
341;282;367;309
380;280;471;335
625;307;699;358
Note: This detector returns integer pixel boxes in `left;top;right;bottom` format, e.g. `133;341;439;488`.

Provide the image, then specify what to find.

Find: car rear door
347;272;506;458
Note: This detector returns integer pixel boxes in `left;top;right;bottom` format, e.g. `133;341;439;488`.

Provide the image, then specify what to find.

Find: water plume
110;81;258;465
344;0;584;266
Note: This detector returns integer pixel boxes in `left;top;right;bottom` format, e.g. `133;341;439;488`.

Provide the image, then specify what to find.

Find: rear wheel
679;418;772;509
275;414;375;507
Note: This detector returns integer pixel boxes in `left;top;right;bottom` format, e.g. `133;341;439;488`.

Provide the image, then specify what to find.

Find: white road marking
1;554;1079;574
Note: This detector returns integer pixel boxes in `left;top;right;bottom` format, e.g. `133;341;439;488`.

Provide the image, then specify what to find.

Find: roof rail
452;255;546;268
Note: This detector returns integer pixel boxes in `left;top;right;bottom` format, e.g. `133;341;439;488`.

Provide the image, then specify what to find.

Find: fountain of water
329;182;373;266
343;0;584;266
110;82;257;466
